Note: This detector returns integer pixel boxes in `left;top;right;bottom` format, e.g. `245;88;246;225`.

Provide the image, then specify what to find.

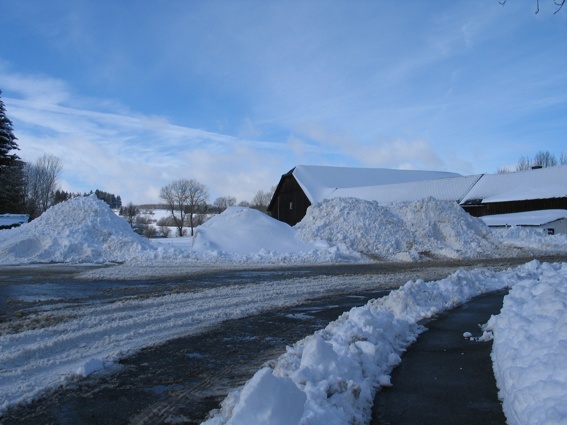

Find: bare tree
500;0;566;14
213;196;237;212
160;179;209;236
532;150;558;168
23;154;63;219
251;186;276;213
561;152;567;165
121;202;139;226
516;155;531;171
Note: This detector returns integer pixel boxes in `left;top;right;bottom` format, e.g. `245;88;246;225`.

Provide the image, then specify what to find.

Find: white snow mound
0;195;156;264
193;206;315;255
296;197;502;260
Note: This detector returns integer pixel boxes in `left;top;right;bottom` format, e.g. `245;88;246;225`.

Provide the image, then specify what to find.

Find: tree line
497;150;567;174
121;181;275;238
0;90;122;220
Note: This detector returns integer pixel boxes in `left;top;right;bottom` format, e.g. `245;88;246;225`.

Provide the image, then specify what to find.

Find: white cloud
3;81;296;204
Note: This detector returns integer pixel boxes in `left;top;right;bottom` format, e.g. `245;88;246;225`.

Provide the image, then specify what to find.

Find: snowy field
1;195;566;424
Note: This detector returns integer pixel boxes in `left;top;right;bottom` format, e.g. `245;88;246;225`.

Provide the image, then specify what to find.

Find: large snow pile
0;195;159;264
1;195;564;266
204;260;559;425
191;206;352;263
480;261;567;425
296;197;503;261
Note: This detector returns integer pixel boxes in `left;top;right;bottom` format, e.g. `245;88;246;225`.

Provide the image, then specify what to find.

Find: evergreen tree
0;90;25;213
0;90;19;170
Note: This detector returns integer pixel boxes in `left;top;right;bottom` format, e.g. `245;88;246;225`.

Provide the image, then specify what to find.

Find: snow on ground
1;195;566;269
203;260;567;425
296;197;505;261
0;271;392;414
474;262;567;425
0;196;163;265
1;196;567;423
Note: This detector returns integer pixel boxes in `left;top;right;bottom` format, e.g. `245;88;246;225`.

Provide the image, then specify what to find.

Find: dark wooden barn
267;168;311;226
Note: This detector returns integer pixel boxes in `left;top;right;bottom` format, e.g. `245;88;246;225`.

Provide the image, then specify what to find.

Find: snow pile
1;195;564;266
481;261;567;425
296;197;502;261
204;261;549;425
492;226;567;254
191;206;353;263
0;195;160;264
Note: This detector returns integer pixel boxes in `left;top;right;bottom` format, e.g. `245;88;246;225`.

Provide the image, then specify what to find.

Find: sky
1;0;566;205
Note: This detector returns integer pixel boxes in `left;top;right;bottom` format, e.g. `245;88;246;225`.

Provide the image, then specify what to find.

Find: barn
459;165;567;217
267;164;567;233
267;165;461;225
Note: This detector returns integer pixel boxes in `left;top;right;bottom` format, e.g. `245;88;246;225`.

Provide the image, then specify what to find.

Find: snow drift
481;261;567;425
204;260;565;425
0;195;157;264
1;195;565;267
296;197;503;261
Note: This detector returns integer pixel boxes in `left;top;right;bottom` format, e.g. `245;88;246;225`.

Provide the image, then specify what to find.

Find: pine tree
0;90;25;213
0;90;20;170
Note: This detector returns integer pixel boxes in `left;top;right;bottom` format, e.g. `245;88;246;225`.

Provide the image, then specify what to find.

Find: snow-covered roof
480;209;567;227
329;174;482;204
292;165;461;204
460;165;567;204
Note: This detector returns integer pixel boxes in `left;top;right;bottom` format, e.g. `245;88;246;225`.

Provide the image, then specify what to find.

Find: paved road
1;256;564;424
371;290;508;425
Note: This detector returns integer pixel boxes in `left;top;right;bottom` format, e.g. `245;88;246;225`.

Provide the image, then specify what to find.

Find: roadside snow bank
0;196;160;264
296;198;503;260
204;261;555;425
1;195;564;267
481;261;567;425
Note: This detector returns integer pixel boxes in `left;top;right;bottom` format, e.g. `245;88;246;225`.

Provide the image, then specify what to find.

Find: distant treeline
53;189;122;209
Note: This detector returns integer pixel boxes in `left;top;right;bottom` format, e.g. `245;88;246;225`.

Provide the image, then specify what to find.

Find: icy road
0;256;564;424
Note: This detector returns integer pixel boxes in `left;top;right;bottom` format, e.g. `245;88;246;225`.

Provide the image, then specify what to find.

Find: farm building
267;165;462;225
480;210;567;235
268;164;567;230
459;165;567;217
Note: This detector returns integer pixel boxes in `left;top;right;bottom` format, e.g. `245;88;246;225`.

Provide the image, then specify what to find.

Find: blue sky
1;0;566;204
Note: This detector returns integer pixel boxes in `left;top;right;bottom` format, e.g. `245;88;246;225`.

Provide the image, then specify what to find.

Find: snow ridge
203;261;549;425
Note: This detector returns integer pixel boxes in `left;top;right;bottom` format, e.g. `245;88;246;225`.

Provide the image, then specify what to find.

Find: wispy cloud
2;70;294;203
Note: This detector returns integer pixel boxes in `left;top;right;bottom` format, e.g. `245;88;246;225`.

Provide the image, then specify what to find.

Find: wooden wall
267;173;311;226
462;197;567;217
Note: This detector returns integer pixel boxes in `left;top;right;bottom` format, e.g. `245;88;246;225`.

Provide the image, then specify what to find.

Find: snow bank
481;261;567;425
190;206;353;263
492;226;567;254
0;195;160;264
296;197;503;261
1;196;564;267
204;261;553;425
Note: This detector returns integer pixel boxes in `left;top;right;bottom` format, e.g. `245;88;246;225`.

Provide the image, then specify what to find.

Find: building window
289;202;293;210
